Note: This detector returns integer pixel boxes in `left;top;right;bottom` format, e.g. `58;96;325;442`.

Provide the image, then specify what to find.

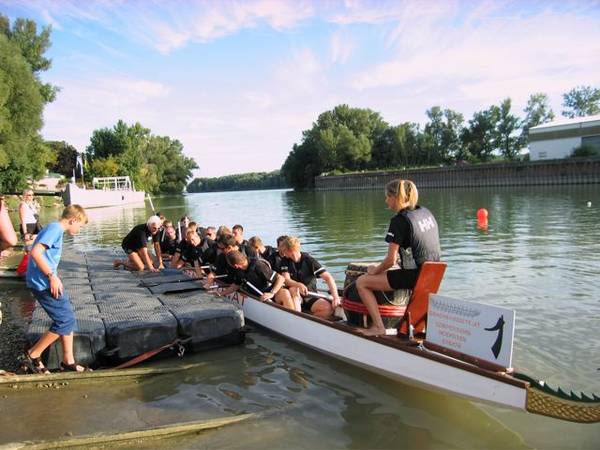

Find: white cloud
330;30;356;65
351;6;600;102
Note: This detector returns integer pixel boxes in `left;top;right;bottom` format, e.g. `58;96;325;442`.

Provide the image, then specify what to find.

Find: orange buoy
477;208;488;229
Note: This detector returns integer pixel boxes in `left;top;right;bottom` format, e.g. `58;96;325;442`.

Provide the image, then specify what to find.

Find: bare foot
357;327;386;337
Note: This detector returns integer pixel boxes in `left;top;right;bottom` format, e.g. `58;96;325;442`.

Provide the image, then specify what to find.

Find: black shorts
302;296;329;312
121;244;136;255
21;222;40;238
386;268;419;290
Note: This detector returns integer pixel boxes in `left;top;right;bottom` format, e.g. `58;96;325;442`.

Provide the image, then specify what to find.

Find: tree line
281;87;600;189
187;171;287;192
1;15;197;194
0;15;57;192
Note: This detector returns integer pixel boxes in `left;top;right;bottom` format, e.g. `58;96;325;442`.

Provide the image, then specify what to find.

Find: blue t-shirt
26;222;64;291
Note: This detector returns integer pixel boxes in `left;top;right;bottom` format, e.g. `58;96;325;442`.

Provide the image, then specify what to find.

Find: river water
1;186;599;448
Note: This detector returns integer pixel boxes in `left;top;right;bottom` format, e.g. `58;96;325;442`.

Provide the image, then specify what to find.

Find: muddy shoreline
0;285;30;372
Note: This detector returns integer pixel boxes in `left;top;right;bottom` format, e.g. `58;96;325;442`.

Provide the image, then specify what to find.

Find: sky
2;0;600;178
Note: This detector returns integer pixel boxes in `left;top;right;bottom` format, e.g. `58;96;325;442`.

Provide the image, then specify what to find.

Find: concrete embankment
314;158;600;190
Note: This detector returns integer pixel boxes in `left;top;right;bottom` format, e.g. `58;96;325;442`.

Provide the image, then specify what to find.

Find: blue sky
2;0;600;177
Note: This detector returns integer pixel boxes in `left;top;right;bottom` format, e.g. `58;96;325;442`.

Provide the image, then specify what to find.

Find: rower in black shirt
248;236;278;264
216;250;294;308
279;236;340;318
202;234;246;286
170;222;199;269
160;225;179;259
113;216;162;272
232;224;249;247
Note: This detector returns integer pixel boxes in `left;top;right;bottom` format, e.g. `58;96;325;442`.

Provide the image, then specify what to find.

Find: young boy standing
20;205;89;374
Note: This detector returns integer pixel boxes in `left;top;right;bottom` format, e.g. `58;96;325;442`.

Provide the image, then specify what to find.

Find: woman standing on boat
356;179;441;336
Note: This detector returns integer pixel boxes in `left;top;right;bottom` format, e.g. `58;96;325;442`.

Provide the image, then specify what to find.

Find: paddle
141;273;226;287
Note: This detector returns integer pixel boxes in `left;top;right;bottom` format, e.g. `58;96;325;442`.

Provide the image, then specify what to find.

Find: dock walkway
27;248;244;369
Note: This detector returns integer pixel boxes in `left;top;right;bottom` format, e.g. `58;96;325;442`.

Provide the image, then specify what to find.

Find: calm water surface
1;186;599;448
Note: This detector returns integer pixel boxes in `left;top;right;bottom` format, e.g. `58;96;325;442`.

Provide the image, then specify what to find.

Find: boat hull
227;292;528;411
63;183;145;209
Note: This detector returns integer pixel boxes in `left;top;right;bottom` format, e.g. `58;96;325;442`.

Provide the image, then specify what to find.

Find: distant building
529;114;600;160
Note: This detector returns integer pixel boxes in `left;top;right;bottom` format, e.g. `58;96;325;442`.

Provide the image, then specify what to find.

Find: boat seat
397;261;447;336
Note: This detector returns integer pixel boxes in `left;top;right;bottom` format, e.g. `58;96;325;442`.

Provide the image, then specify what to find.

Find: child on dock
20;204;90;374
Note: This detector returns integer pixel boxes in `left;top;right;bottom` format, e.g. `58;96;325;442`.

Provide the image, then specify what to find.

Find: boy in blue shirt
20;205;89;374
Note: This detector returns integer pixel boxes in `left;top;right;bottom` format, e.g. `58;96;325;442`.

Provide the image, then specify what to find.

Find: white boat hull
63;183;146;209
228;292;528;411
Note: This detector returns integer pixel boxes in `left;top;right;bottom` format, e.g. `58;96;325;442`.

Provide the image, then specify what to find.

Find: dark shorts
21;222;39;238
386;268;419;290
31;289;77;335
301;295;330;312
121;244;139;255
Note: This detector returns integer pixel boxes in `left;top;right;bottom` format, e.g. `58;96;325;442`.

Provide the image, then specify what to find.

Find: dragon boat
220;261;600;424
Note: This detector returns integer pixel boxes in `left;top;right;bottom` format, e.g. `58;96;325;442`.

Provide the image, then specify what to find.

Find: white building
529;114;600;160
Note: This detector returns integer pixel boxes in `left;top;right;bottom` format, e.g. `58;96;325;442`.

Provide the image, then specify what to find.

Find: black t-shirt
240;259;277;296
280;252;325;290
174;239;189;255
181;243;203;263
160;238;178;255
386;206;441;266
385;213;411;248
214;252;244;284
122;224;157;251
260;245;277;263
239;243;257;259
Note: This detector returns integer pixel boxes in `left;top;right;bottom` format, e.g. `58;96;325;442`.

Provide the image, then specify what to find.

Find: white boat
221;262;600;424
63;176;146;209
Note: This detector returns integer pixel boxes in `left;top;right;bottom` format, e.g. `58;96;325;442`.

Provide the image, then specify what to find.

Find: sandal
60;361;92;372
19;352;51;375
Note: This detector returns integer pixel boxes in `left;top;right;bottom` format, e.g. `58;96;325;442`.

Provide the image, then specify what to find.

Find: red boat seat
397;261;447;336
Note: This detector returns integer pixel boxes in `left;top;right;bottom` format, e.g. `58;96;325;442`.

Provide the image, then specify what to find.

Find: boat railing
92;176;134;191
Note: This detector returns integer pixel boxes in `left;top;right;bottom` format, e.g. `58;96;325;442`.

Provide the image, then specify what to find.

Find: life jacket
399;206;441;266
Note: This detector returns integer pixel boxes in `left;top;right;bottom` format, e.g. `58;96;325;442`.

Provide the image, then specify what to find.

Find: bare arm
282;272;308;295
18;203;27;235
31;243;63;298
139;247;157;271
320;271;340;307
261;273;284;301
368;242;399;275
170;251;182;268
153;241;164;269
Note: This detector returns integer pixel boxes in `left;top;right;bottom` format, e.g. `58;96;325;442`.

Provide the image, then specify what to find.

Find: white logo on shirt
418;216;436;233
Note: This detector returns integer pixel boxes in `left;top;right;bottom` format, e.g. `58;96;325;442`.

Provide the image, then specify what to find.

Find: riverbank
314;157;600;190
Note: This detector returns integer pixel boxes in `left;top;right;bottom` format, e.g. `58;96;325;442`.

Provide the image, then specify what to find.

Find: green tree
460;106;500;162
87;121;197;193
282;105;388;188
562;85;600;118
496;98;522;160
522;93;555;145
0;34;53;192
47;141;78;177
0;15;58;103
423;107;464;164
187;170;288;192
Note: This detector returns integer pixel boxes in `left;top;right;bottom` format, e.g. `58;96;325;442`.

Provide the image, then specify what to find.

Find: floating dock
26;248;244;369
